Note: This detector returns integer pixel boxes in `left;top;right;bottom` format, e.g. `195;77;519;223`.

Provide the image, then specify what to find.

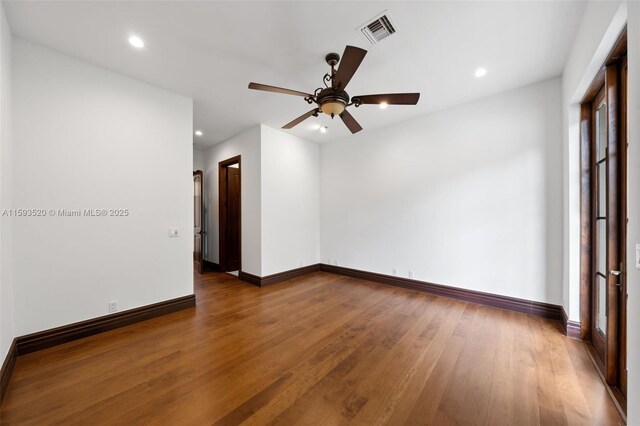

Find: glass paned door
581;32;627;406
587;60;625;392
594;99;607;339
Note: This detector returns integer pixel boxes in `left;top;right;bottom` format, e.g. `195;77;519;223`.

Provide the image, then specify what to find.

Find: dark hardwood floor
1;271;624;425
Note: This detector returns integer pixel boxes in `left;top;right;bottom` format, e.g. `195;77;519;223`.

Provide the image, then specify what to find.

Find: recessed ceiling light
194;130;203;136
474;68;487;78
319;126;327;134
128;35;145;49
379;102;388;109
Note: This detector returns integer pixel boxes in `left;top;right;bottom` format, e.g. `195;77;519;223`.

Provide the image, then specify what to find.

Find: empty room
0;0;639;424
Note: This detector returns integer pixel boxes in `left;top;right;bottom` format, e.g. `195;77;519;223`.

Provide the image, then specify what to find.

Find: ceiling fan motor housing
317;88;349;116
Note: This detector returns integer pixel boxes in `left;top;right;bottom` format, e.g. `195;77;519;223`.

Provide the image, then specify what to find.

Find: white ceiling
4;1;585;148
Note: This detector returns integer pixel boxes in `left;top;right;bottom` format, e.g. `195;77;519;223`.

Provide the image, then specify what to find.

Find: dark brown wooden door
225;166;241;271
601;62;625;391
590;66;624;385
586;58;626;400
219;156;241;273
193;170;204;274
580;30;627;409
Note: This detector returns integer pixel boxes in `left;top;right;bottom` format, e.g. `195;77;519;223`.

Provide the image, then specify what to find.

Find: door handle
611;268;623;288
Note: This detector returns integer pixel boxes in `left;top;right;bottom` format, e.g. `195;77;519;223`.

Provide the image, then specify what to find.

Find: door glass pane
596;274;607;335
597;219;606;274
598;162;606;217
596;102;607;161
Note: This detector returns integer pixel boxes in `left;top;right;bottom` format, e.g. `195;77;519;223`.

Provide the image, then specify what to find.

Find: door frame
218;155;241;272
193;170;204;274
579;28;627;410
619;54;627;396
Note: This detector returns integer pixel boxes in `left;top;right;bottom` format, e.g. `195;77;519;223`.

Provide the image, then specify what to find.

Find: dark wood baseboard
204;260;220;272
239;264;321;287
238;263;571;332
561;307;582;339
16;295;196;356
320;264;563;320
260;264;321;286
238;271;261;286
0;339;17;402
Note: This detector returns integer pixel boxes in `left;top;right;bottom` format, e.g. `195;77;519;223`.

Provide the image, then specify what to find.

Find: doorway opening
193;170;204;274
219;156;241;273
579;28;627;412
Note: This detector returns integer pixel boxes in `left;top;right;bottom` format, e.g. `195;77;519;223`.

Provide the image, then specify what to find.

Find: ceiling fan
248;45;420;134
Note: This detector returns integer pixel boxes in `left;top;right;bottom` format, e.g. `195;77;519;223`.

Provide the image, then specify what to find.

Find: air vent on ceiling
358;12;397;45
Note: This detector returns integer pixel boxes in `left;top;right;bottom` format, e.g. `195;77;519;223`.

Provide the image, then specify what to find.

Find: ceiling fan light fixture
320;100;346;116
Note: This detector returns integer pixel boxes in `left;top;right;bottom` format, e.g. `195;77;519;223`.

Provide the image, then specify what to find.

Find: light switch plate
168;227;179;238
636;244;640;269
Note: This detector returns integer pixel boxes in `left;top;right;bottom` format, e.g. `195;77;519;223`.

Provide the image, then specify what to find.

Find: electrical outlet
108;300;118;313
168;227;179;238
408;271;414;279
392;268;397;276
636;243;640;269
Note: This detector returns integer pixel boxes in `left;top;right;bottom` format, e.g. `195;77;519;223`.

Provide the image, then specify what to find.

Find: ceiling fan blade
340;109;363;134
249;82;312;98
353;93;421;105
333;46;367;90
282;109;319;129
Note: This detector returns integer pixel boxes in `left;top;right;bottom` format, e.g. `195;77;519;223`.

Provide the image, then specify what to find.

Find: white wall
561;0;626;321
627;3;640;424
200;125;262;275
320;78;563;304
0;1;15;360
193;147;204;172
261;125;319;276
12;39;193;335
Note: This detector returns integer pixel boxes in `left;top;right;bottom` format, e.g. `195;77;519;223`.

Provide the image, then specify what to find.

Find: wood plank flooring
0;271;624;425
